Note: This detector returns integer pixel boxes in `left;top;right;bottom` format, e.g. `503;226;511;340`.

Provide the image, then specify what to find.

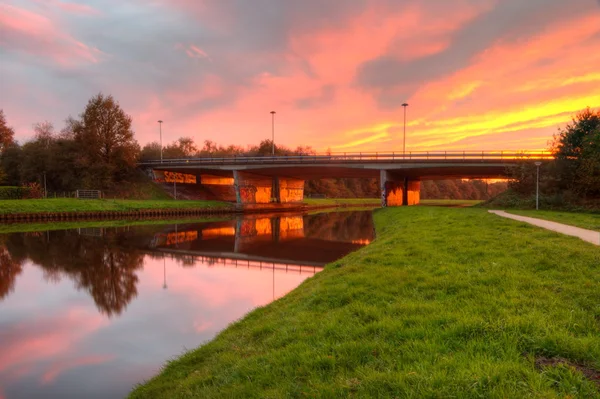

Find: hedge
0;186;40;200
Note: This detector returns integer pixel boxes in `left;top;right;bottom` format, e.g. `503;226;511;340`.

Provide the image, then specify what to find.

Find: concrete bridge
140;151;551;207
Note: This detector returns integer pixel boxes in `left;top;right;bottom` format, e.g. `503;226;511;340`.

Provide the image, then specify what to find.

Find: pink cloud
0;306;109;375
0;3;104;66
35;0;101;15
41;355;115;384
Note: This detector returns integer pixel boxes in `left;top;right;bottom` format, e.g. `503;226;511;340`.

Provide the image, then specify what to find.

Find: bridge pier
380;170;420;207
233;171;305;205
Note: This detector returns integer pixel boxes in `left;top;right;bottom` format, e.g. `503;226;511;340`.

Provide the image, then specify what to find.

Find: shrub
0;184;43;200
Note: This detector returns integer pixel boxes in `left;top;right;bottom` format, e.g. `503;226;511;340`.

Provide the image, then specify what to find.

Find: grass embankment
506;210;600;232
304;198;380;207
420;199;483;207
0;198;232;215
131;207;600;398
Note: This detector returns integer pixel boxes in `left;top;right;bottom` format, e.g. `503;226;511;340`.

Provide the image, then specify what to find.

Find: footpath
489;210;600;246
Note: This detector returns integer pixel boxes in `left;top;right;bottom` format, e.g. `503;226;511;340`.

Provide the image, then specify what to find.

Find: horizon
1;0;599;151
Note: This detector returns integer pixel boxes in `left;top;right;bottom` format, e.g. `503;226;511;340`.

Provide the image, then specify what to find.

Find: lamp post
157;120;163;163
270;111;276;156
402;103;409;156
535;161;542;210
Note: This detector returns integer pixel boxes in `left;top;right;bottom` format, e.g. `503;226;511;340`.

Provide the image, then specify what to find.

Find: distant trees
421;180;507;200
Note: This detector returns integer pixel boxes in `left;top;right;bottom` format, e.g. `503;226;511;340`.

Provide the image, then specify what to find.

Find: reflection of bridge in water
159;250;323;274
149;211;374;267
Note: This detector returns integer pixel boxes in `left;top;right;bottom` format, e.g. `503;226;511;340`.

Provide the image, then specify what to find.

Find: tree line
12;92;596;202
1;94;139;192
0;93;507;200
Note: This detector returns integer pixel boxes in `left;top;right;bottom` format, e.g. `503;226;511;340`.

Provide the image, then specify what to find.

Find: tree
72;94;140;187
163;136;198;158
140;141;162;161
0;110;17;185
0;110;15;154
20;122;56;187
552;107;600;197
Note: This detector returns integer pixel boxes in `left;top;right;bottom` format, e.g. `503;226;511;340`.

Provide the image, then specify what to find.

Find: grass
0;198;233;214
420;199;483;207
130;207;600;398
506;210;600;232
304;198;380;206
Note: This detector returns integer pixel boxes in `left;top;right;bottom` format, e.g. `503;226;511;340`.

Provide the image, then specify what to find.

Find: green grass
131;207;600;398
506;210;600;232
0;198;233;214
420;199;483;207
304;198;380;206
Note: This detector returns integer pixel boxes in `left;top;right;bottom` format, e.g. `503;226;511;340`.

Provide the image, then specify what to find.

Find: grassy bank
304;198;380;207
506;210;600;232
420;199;483;207
131;207;600;398
0;198;232;214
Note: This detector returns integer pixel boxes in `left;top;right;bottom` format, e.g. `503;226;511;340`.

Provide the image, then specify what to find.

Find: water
0;210;374;399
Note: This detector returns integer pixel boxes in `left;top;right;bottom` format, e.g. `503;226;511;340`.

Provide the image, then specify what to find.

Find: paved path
489;210;600;246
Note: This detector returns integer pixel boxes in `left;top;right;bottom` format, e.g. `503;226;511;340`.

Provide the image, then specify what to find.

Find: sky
1;0;599;152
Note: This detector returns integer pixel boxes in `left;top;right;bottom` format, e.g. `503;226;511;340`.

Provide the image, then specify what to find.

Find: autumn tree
72;94;140;187
163;136;198;158
20;122;55;188
0;110;16;184
552;107;600;197
140;141;162;161
0;110;15;154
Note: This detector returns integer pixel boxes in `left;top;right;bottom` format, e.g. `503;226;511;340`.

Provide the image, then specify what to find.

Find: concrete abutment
380;170;420;207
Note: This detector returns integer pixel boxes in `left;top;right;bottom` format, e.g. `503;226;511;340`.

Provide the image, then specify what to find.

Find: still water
0;210;374;399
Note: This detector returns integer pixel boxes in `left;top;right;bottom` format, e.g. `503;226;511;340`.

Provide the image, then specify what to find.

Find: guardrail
138;151;553;166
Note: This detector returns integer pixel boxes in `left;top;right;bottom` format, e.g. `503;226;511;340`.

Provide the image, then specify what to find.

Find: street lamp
270;111;276;156
402;103;409;156
157;120;163;163
535;161;542;210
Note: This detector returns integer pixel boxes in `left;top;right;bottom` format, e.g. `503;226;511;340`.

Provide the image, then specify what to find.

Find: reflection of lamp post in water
163;258;167;290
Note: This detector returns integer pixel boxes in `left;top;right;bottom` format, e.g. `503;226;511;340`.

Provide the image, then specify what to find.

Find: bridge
140;150;552;207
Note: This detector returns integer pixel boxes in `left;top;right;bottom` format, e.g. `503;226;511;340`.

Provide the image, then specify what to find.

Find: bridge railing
139;150;553;165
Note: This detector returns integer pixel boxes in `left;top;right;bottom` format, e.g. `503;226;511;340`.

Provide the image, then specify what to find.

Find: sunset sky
1;0;599;152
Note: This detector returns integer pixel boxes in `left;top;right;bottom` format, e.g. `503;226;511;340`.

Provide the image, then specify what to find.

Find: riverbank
130;207;600;398
0;198;380;223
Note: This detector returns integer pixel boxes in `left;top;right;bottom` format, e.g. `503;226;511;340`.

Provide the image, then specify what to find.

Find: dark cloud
295;85;336;109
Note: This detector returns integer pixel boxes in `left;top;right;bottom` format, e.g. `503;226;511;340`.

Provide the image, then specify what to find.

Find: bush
0;184;43;200
0;186;24;200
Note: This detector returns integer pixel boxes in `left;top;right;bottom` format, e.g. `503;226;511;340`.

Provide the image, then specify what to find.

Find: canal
0;210;374;399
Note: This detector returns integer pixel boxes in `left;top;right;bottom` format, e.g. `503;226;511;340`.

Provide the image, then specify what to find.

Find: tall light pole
535;161;542;210
270;111;276;156
157;120;163;163
402;103;409;156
